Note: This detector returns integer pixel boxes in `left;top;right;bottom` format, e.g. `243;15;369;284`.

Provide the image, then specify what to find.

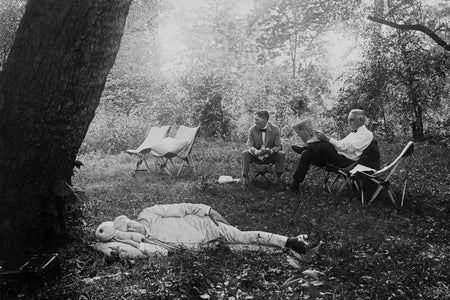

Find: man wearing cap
242;110;285;187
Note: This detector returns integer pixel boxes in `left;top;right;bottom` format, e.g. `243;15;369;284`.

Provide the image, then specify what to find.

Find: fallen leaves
6;140;449;299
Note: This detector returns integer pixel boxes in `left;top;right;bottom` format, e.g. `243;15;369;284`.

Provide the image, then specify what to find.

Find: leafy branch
281;242;324;299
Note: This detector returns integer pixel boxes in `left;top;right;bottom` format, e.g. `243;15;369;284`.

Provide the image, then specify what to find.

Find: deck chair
322;139;380;194
350;141;414;208
126;125;171;175
150;125;200;176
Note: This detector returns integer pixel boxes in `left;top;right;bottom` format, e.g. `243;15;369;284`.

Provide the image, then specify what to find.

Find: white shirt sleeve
329;126;373;161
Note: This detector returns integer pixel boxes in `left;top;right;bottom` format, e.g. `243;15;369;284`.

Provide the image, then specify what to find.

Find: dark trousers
292;141;354;185
242;150;285;177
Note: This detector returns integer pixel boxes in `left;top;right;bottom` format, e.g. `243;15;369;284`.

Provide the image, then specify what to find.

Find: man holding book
242;110;285;187
290;109;373;192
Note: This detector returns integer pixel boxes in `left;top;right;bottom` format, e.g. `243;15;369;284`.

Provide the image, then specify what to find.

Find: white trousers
214;223;288;248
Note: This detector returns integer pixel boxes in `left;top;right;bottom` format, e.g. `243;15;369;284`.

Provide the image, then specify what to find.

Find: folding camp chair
322;139;380;194
151;125;200;176
350;141;414;208
126;125;171;175
249;160;276;183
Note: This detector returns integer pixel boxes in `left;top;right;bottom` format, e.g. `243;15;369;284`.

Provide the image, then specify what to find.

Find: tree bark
0;0;131;268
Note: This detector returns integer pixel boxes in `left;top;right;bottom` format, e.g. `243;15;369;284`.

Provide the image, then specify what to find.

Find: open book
292;118;320;144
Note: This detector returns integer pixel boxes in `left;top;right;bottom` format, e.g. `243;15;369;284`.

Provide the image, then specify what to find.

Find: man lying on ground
95;203;310;258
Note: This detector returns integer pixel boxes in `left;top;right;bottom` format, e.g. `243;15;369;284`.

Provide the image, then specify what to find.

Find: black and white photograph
0;0;449;298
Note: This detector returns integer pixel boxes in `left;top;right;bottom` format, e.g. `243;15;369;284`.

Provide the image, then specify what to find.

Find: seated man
94;203;310;258
290;109;373;192
242;110;285;187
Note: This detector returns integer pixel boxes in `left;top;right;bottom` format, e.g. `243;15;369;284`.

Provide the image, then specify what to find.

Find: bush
80;114;147;154
182;73;234;139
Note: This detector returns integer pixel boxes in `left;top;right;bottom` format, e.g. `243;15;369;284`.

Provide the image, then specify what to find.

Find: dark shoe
286;234;309;254
292;145;308;154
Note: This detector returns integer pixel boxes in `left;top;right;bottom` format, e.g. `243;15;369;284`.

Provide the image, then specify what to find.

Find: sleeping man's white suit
95;203;304;258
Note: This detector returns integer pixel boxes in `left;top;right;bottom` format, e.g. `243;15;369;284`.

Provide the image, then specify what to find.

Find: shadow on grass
3;140;449;299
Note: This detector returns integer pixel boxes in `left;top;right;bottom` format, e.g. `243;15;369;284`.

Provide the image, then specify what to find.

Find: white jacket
136;203;218;246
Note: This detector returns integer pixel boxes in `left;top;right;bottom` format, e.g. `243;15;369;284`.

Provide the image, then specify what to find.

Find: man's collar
257;122;269;131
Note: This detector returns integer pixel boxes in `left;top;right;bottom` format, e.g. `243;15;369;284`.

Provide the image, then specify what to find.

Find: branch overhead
367;15;450;52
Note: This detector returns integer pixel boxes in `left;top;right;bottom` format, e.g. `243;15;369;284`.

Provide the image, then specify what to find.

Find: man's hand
315;131;329;142
209;209;229;226
260;148;271;155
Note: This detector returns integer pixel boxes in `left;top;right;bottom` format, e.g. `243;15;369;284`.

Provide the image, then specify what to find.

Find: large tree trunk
0;0;131;268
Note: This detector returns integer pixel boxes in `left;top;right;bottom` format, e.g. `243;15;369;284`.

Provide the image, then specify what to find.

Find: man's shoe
286;234;310;254
292;145;308;154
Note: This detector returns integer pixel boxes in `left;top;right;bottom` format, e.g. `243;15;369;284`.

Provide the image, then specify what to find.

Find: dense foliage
80;0;449;154
1;1;449;152
333;0;450;141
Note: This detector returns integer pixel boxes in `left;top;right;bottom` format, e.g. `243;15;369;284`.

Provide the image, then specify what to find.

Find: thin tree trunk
412;105;424;141
0;0;132;268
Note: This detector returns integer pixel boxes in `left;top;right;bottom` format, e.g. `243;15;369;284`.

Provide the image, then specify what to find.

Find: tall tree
253;0;360;78
0;0;132;267
334;0;450;140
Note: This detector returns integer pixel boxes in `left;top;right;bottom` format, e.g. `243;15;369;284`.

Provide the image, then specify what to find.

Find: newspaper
292;118;319;144
349;164;376;175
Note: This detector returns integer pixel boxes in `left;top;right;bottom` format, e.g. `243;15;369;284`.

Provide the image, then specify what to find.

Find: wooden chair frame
249;160;276;183
126;125;171;175
322;139;380;195
151;126;200;176
351;141;414;208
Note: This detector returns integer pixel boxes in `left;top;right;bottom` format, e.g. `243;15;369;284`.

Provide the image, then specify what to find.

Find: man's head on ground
95;221;115;241
254;110;269;129
348;109;366;131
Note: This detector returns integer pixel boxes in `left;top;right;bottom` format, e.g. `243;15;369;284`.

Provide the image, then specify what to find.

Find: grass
3;139;450;299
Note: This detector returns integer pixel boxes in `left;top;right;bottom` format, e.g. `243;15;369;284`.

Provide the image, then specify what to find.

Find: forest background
3;0;449;152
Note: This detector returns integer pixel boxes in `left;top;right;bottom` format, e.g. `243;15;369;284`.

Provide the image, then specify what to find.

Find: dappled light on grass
6;140;449;299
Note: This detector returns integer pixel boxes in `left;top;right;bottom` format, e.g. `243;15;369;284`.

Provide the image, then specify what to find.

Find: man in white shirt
290;109;373;192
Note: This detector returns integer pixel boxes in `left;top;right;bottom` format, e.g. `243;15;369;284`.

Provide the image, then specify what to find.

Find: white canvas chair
126;125;171;175
151;125;200;176
350;141;414;208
